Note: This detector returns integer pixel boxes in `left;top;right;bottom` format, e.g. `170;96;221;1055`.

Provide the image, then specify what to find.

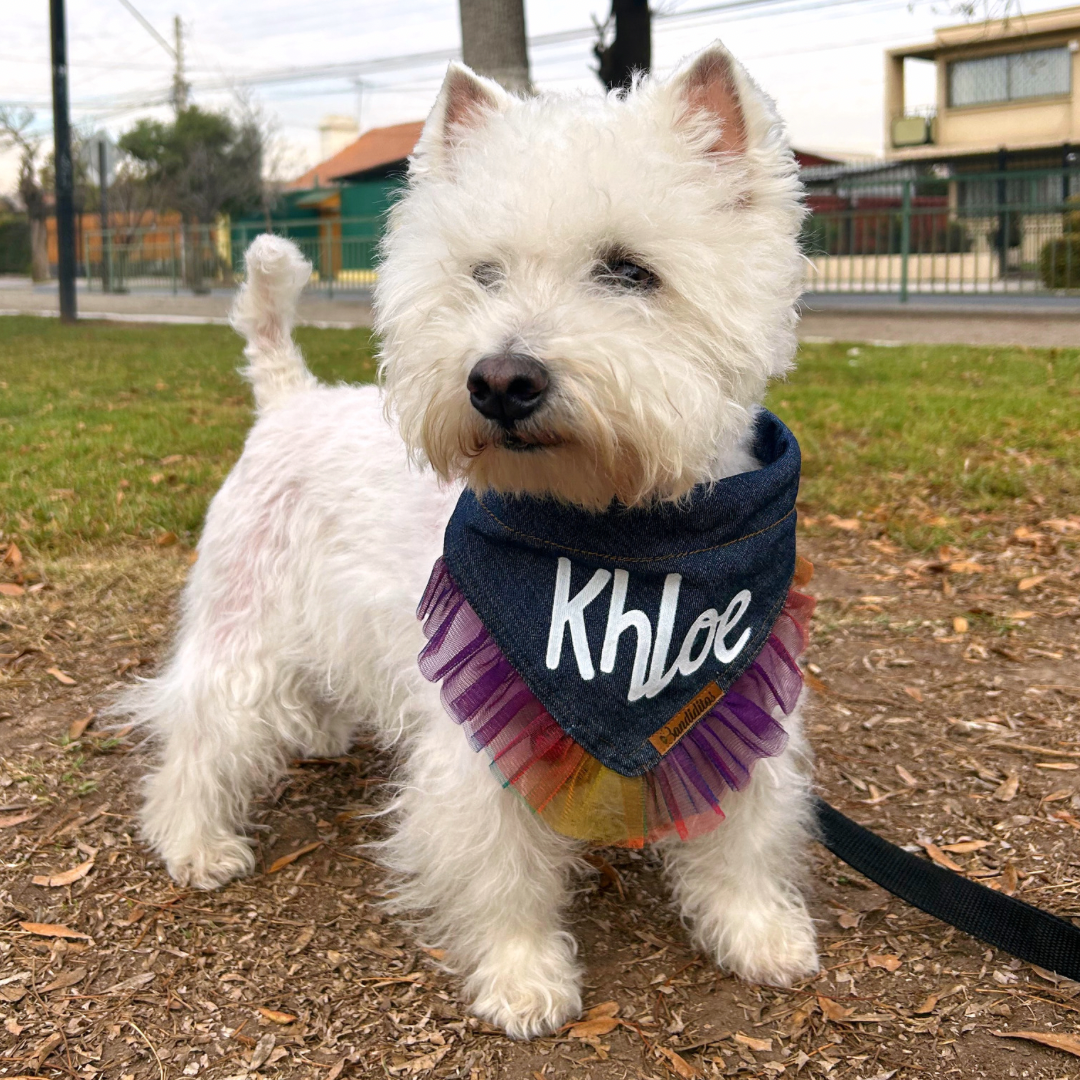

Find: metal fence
81;169;1080;301
82;217;381;296
804;167;1080;298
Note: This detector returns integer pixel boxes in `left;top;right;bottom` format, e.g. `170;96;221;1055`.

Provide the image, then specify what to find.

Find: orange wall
45;210;182;264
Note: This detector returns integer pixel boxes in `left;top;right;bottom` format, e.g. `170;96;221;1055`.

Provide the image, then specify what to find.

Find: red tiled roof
289;120;426;190
289;122;838;191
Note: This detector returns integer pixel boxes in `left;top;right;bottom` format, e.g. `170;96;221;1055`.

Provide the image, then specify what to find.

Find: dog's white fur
120;42;818;1040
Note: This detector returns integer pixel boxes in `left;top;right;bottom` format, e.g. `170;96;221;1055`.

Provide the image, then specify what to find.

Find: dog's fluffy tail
231;234;318;413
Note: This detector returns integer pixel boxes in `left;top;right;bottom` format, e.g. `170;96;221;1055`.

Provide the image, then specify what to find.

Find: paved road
3;279;1077;348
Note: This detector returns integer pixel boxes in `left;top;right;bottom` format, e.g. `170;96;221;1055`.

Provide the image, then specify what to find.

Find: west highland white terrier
122;41;818;1039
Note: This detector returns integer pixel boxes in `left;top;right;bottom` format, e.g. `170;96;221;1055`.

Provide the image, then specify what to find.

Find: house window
948;47;1070;107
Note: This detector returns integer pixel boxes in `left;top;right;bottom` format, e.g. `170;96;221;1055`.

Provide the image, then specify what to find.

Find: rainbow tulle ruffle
417;558;814;848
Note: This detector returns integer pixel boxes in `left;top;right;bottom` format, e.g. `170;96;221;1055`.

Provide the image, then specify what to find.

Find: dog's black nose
467;353;549;427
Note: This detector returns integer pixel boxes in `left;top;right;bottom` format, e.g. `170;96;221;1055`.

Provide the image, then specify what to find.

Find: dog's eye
595;258;660;293
471;262;505;291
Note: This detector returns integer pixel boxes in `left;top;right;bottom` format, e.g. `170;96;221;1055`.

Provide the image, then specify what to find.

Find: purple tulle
417;558;813;846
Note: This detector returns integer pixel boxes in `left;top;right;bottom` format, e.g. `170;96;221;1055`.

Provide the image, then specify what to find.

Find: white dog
122;42;818;1039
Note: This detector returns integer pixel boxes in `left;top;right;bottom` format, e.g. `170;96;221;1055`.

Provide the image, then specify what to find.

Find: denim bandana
417;410;815;846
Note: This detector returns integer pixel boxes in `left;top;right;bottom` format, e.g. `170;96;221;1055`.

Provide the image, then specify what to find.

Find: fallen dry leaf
101;972;156;993
267;840;322;874
3;541;23;567
568;1016;620;1038
903;685;924;703
992;1030;1080;1057
953;616;969;634
919;841;963;872
994;773;1021;801
257;1007;297;1025
734;1032;773;1052
29;1032;63;1070
156;531;178;547
1037;762;1080;771
895;764;917;787
44;667;76;686
940;840;990;853
0;810;39;828
1008;609;1037;620
1001;864;1019;895
40;966;87;993
67;712;94;740
1018;575;1047;592
817;996;855;1022
948;561;987;574
913;993;939;1015
868;953;902;972
19;922;92;942
249;1032;277;1071
826;515;861;532
0;582;25;597
33;858;94;888
656;1045;699;1077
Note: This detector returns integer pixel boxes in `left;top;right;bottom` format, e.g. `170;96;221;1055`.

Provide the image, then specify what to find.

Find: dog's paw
701;895;819;987
159;833;256;890
466;934;582;1039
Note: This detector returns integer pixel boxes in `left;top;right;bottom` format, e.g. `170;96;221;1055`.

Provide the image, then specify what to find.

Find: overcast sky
0;0;1069;197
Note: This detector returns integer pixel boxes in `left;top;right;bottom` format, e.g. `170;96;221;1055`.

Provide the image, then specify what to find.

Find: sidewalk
3;279;1078;347
0;278;373;329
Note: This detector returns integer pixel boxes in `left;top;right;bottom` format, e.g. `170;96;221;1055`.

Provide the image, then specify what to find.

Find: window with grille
948;47;1070;107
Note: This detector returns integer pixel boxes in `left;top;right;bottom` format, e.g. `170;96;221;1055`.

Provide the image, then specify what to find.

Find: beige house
886;5;1080;168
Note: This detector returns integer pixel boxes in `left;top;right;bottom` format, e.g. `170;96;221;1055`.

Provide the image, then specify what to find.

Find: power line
4;0;918;119
175;0;903;95
114;0;176;58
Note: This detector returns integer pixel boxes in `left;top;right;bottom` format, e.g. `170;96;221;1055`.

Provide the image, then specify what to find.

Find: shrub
1039;235;1080;288
1064;193;1080;236
0;215;31;274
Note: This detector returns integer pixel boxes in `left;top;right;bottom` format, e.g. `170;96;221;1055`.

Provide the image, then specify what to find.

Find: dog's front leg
386;713;582;1039
662;713;819;986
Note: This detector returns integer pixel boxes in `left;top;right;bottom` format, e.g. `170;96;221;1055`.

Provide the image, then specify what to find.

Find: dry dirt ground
2;514;1080;1080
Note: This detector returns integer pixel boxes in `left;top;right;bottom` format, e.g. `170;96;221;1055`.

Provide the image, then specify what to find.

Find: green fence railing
82;217;382;296
803;167;1080;299
82;170;1080;301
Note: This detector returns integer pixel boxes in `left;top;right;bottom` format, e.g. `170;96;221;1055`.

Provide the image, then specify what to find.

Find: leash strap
815;797;1080;982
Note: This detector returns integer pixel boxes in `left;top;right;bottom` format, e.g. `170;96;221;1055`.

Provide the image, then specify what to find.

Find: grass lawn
0;315;1077;556
0;317;377;556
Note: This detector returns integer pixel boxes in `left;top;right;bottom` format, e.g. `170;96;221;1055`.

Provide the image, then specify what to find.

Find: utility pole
458;0;531;93
172;15;189;113
595;0;651;92
49;0;77;323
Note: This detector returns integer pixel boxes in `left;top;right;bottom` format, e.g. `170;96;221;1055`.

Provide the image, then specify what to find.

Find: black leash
815;796;1080;982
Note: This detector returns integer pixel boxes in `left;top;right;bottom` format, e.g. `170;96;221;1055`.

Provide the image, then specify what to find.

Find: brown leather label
649;682;724;755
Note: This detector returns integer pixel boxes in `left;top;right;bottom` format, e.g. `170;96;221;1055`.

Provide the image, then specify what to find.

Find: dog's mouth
493;430;563;453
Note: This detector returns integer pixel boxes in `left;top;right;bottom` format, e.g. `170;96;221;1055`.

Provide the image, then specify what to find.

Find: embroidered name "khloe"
544;556;752;703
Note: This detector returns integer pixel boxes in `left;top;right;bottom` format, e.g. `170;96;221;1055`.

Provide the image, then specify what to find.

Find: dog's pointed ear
414;62;511;173
667;43;748;157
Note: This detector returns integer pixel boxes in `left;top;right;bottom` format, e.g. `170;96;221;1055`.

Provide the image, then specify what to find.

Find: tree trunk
29;217;49;281
595;0;651;92
458;0;531;93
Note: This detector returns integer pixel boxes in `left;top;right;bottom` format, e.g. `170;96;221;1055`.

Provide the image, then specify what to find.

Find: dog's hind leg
128;636;311;890
661;710;820;986
384;709;583;1040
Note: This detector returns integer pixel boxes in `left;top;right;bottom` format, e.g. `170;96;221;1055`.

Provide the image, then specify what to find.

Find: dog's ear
414;62;511;173
666;43;748;157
